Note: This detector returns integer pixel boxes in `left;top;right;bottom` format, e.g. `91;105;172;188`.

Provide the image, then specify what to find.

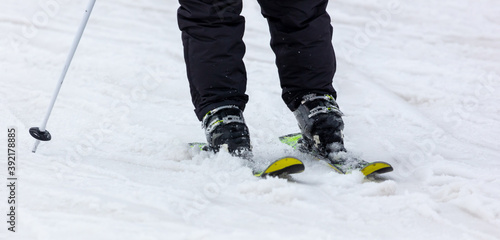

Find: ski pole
30;0;97;153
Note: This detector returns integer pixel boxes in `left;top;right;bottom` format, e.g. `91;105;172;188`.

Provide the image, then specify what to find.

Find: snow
1;0;500;239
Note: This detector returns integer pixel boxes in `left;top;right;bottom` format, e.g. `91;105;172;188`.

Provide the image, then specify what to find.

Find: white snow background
1;0;500;239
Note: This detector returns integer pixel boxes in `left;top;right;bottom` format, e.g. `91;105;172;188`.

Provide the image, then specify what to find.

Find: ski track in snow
1;0;500;239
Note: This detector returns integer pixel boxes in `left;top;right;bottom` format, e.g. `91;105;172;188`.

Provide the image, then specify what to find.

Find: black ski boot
202;105;252;158
293;94;346;158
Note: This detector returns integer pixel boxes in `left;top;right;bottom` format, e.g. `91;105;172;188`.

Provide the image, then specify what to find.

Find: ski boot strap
299;94;343;118
202;105;246;133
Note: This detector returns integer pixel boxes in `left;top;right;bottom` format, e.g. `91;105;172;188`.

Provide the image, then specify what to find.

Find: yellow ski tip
255;156;305;177
361;161;393;176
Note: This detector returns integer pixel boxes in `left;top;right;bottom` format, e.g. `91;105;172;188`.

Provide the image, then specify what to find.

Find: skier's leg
256;0;337;111
178;0;251;156
178;0;248;121
258;0;344;156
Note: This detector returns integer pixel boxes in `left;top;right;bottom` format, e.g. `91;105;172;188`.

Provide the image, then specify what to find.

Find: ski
188;143;305;178
279;133;393;176
253;156;305;178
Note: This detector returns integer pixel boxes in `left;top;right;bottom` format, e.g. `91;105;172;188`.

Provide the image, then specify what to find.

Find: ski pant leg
256;0;337;111
178;0;248;120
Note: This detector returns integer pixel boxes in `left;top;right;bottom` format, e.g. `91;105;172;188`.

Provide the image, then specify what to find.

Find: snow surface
1;0;500;239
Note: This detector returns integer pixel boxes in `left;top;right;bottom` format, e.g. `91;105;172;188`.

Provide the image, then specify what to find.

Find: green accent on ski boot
253;157;305;178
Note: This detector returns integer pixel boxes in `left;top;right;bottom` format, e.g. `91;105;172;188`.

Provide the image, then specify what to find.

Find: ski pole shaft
31;0;97;153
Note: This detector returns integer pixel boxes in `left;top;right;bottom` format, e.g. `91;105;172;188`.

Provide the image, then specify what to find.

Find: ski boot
293;94;367;171
202;105;252;158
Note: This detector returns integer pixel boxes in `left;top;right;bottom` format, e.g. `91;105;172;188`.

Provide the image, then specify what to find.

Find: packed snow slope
1;0;500;239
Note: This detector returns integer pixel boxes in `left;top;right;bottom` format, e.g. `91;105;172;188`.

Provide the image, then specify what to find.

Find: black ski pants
178;0;337;120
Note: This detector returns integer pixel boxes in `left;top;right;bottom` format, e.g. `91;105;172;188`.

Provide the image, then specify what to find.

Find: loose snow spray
30;0;97;153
